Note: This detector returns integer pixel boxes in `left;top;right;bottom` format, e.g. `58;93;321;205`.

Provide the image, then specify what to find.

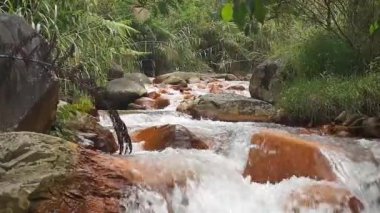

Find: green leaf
370;21;379;36
253;0;266;24
221;3;234;22
233;0;248;28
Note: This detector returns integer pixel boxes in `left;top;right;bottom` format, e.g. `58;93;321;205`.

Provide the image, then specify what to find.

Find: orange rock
152;77;162;84
134;97;170;110
243;131;336;183
30;148;195;213
147;91;161;99
321;124;354;137
286;184;364;213
132;124;209;151
208;83;223;94
298;128;322;135
226;85;245;91
158;88;169;94
154;97;170;109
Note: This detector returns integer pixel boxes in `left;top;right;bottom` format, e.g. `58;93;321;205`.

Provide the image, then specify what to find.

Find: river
100;80;380;213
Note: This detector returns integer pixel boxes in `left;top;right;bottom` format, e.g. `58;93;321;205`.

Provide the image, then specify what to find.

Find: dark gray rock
0;14;58;133
249;59;285;103
105;78;147;109
107;63;124;81
124;72;151;85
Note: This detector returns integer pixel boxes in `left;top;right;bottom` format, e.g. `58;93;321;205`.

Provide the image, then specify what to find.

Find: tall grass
1;0;140;88
278;73;380;125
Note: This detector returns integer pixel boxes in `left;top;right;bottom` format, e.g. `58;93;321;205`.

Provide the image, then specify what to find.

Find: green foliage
287;32;361;79
131;0;256;74
370;21;380;36
221;3;234;22
52;96;94;141
57;97;94;123
1;0;139;88
278;73;380;125
221;0;267;27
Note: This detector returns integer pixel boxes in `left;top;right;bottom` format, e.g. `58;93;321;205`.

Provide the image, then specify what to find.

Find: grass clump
277;73;380;125
293;33;361;78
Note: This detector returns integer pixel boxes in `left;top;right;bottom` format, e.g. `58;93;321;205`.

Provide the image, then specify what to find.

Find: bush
277;73;380;125
297;33;361;78
52;96;95;140
272;30;363;80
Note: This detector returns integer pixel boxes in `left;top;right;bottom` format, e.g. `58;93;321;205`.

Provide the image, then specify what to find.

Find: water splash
99;80;380;212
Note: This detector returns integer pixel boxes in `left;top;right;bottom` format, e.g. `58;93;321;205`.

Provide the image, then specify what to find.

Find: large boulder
0;132;76;212
124;72;151;85
0;132;197;212
104;78;147;109
107;63;124;81
0;15;59;133
243;131;337;183
131;124;209;151
177;93;276;122
249;59;285;103
153;72;203;84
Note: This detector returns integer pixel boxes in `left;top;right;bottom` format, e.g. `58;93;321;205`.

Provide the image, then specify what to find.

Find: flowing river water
99;80;380;213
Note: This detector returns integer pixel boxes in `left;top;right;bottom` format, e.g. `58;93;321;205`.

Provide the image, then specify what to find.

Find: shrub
276;31;362;80
52;96;95;141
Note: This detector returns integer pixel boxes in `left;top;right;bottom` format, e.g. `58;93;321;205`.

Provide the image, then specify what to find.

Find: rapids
99;80;380;213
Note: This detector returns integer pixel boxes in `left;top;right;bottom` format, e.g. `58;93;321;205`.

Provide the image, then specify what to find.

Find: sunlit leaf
221;3;233;22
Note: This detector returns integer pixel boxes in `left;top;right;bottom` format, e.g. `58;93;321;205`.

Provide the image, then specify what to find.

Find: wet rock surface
66;113;119;153
243;131;337;183
133;97;170;110
285;184;364;213
177;93;276;122
131;124;209;151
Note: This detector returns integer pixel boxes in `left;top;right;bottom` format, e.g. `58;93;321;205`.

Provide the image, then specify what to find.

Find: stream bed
100;80;380;213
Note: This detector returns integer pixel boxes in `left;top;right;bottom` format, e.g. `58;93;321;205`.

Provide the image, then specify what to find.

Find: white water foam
99;80;380;212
